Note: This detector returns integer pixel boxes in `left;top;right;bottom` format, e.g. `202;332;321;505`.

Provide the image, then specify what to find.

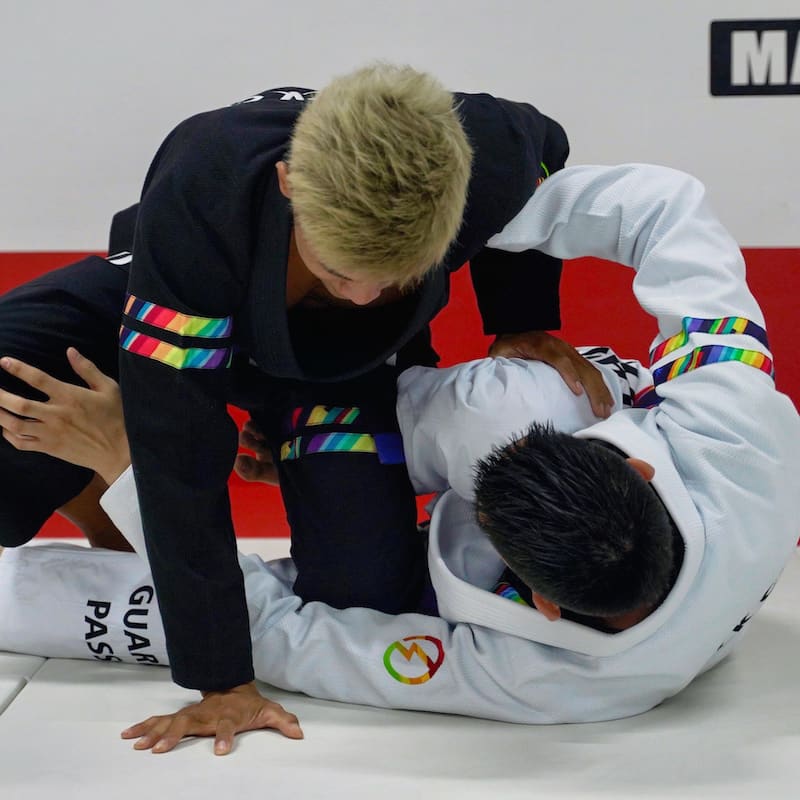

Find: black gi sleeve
119;113;254;690
469;248;562;334
457;96;569;335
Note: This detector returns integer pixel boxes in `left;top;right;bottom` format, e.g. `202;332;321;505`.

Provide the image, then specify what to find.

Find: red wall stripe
1;250;797;538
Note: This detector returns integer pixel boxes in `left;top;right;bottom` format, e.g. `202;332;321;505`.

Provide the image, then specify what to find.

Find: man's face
293;221;395;307
278;159;421;305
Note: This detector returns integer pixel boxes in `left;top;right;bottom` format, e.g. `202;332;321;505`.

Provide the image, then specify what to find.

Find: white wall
1;0;798;249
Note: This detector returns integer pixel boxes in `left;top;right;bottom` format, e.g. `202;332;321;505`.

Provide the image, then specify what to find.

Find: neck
600;604;654;631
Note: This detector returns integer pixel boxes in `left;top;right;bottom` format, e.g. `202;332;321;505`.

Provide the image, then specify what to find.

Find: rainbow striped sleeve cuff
651;316;769;363
120;326;232;370
637;316;775;405
635;344;774;409
124;294;233;338
120;294;233;370
652;344;774;385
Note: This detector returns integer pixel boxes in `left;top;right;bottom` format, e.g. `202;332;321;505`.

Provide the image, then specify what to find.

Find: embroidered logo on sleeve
383;636;445;685
120;294;233;370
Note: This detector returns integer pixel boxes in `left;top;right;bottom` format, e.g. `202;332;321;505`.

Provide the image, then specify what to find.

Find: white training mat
0;677;26;716
0;652;44;714
1;542;798;800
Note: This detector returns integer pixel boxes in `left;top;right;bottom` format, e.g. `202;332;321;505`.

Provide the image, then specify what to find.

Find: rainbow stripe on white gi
651;316;769;363
633;315;775;407
652;344;774;384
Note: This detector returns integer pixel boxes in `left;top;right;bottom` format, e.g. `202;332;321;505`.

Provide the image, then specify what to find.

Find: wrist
98;447;131;487
201;681;257;699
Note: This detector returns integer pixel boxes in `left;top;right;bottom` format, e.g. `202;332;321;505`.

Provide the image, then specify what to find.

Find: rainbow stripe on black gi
291;405;361;428
280;405;405;465
119;294;233;370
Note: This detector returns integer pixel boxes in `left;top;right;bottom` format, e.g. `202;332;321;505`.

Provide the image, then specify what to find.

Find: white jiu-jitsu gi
1;164;798;724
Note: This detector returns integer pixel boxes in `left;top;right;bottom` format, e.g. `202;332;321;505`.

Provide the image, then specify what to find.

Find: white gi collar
427;411;705;657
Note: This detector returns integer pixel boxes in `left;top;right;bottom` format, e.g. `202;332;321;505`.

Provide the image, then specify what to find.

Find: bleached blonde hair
286;63;473;287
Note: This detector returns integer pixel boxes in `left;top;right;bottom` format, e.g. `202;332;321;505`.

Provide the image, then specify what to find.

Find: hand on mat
121;681;303;755
235;419;279;486
489;330;614;419
0;348;130;484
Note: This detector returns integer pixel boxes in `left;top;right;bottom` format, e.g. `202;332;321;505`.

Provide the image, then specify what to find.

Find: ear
531;592;561;622
276;161;291;199
626;457;655;482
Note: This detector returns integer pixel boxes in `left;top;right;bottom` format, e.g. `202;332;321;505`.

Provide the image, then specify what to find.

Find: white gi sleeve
100;466;147;557
0;544;168;666
243;553;666;723
487;163;766;352
0;472;160;662
0;543;661;723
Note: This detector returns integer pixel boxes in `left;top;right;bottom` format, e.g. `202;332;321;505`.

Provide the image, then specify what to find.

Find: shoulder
454;91;547;140
145;87;314;191
447;92;558;257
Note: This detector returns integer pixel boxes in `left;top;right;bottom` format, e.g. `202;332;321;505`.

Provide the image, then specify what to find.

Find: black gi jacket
120;87;568;689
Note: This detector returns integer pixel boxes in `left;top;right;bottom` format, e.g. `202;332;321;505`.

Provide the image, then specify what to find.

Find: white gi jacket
1;164;798;724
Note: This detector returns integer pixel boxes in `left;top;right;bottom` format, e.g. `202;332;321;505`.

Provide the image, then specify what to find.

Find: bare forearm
57;474;134;551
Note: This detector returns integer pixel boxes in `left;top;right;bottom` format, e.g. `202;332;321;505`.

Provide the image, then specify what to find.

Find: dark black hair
474;423;676;618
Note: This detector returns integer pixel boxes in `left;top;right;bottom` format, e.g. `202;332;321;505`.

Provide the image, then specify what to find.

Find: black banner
710;19;800;95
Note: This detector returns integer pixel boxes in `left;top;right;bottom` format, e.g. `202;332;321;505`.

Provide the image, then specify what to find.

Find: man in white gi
1;163;798;726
